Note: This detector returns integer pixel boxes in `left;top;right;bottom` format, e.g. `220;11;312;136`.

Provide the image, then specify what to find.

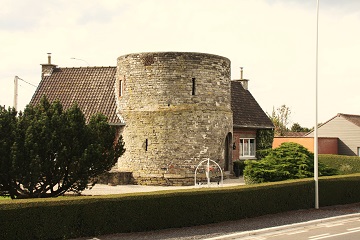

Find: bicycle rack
194;158;223;187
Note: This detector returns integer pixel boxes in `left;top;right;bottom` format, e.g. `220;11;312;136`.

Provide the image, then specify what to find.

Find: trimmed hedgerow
319;174;360;206
1;174;360;240
0;180;313;240
319;154;360;175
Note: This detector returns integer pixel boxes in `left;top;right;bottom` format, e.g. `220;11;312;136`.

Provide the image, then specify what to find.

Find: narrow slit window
119;80;123;97
119;75;125;97
192;78;196;95
145;139;148;151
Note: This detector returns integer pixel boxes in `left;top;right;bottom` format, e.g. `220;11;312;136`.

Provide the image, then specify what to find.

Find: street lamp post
314;0;320;210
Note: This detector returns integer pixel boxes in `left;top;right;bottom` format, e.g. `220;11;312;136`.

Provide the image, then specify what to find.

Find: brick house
231;74;274;160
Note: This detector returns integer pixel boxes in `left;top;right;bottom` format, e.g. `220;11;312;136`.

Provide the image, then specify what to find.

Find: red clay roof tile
30;67;122;125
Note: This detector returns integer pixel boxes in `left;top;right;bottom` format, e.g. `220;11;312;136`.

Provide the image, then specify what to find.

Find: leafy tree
0;106;18;196
268;105;291;136
291;123;311;133
0;96;125;199
244;142;337;184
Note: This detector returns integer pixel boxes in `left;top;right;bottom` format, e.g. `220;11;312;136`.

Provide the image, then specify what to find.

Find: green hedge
0;175;360;240
319;174;360;206
319;154;360;174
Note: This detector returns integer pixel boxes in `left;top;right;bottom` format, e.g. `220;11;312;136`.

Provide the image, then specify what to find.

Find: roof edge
233;124;274;129
109;123;125;126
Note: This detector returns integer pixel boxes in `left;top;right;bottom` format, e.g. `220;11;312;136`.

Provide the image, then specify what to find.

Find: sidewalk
81;177;245;196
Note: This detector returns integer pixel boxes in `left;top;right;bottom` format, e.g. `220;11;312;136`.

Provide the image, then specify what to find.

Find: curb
204;212;360;240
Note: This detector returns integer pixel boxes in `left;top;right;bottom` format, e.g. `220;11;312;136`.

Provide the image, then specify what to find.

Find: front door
224;132;232;171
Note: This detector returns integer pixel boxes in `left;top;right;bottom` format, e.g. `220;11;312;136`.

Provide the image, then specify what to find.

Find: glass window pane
244;139;249;156
239;139;243;156
250;139;255;156
239;138;256;157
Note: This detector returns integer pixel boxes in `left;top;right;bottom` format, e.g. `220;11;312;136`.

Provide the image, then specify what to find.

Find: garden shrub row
319;154;360;175
1;174;360;240
319;174;360;206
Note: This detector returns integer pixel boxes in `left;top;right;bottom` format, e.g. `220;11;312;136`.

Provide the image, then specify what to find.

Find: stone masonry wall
115;52;233;185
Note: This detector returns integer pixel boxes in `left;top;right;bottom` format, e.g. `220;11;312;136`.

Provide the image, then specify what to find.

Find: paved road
72;203;360;240
206;213;360;240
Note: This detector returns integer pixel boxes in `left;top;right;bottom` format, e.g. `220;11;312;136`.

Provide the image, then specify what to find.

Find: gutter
233;124;274;129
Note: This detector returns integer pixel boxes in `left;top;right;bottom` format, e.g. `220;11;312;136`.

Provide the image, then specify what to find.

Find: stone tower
116;52;233;185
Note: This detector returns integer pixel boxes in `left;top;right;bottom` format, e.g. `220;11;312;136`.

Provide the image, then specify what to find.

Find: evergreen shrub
233;160;245;176
244;142;337;184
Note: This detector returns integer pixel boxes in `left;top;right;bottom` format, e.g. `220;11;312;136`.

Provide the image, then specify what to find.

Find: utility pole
13;76;19;111
13;76;37;111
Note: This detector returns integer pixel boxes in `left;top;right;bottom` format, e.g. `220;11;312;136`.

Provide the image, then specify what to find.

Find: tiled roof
31;67;274;129
231;80;273;129
30;67;122;125
339;113;360;127
282;131;308;137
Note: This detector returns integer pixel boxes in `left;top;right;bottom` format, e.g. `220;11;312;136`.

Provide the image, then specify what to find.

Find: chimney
41;53;57;79
239;67;249;90
48;52;52;64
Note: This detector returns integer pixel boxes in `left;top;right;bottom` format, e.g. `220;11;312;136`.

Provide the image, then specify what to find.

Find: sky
1;0;360;128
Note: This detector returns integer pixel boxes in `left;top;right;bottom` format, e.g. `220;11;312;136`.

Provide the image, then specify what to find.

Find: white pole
314;0;320;210
13;76;18;111
207;158;210;187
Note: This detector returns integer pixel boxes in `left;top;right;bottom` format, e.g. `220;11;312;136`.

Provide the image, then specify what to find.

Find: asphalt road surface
206;214;360;240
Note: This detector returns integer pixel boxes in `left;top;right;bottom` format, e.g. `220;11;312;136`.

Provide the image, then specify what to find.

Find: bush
319;154;360;175
0;174;360;240
319;174;360;206
233;160;245;177
256;148;273;159
0;97;125;198
244;142;337;184
0;180;314;240
1;174;360;240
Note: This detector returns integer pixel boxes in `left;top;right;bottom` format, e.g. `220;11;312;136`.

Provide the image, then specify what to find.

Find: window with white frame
239;138;256;157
